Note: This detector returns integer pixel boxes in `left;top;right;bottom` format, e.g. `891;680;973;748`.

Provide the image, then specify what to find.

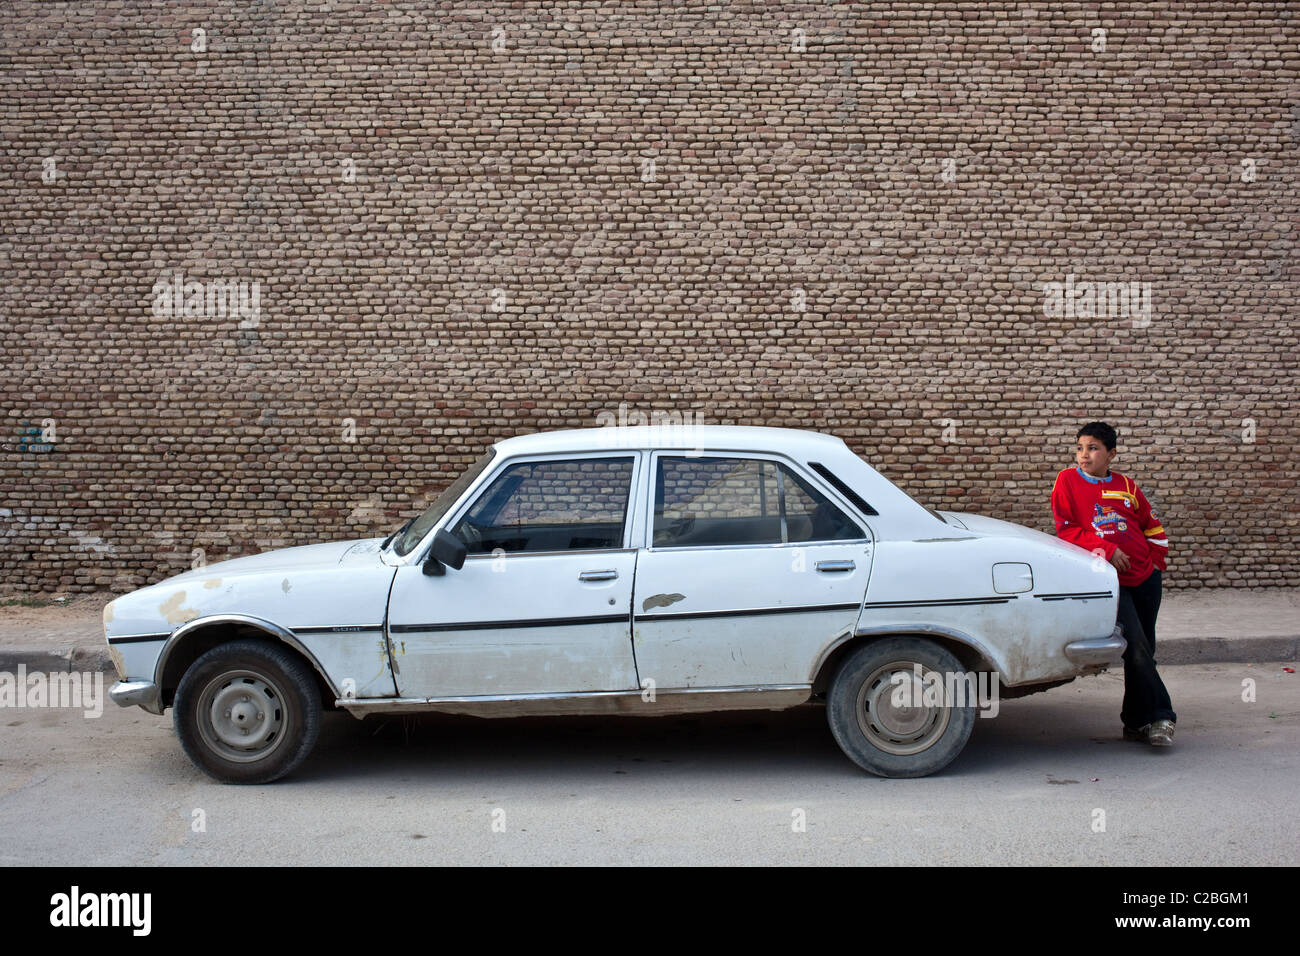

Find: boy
1050;422;1177;746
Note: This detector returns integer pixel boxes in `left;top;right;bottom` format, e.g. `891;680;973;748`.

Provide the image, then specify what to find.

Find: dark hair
1076;421;1117;450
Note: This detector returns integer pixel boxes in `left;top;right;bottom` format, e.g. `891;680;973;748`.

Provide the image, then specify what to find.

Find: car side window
655;456;863;548
451;456;634;554
654;457;783;547
779;464;865;542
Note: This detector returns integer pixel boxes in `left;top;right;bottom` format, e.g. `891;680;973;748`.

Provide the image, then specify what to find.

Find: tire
826;637;977;778
173;639;322;784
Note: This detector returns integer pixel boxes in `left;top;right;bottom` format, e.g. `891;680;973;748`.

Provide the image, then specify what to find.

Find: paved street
1;663;1296;866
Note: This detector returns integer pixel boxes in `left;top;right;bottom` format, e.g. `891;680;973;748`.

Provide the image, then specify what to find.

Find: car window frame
641;450;873;552
421;450;646;561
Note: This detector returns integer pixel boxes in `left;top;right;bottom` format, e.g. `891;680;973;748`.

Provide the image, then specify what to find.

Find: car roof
492;425;848;459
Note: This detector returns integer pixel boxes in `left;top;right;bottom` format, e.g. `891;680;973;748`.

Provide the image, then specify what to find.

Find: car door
631;452;873;690
386;452;643;699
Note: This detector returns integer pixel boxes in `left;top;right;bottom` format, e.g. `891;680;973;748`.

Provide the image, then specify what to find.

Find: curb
0;647;114;674
1159;636;1300;666
0;638;1295;677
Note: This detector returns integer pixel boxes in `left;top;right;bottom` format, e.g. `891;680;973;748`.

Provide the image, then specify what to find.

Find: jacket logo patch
1091;504;1128;536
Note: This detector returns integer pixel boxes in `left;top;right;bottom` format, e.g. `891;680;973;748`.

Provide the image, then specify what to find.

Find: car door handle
579;569;619;582
815;560;856;573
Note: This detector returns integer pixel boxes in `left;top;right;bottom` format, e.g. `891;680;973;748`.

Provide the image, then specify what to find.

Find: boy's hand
1109;548;1131;572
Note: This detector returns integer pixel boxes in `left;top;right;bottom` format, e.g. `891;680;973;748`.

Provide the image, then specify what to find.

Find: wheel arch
155;614;339;710
811;626;1004;696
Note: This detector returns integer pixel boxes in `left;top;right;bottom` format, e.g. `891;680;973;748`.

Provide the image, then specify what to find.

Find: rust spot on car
102;601;114;625
159;590;200;624
202;578;222;589
641;593;685;612
107;645;126;679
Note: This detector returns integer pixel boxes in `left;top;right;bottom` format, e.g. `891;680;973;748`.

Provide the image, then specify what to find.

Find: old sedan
105;425;1124;783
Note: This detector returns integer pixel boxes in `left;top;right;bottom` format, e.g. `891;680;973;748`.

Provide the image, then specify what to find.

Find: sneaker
1146;719;1175;747
1123;725;1147;742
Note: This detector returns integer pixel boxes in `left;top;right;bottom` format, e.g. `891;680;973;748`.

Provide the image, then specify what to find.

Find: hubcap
197;670;287;763
856;659;951;756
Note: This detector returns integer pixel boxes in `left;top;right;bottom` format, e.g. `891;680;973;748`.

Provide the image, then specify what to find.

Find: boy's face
1075;435;1116;477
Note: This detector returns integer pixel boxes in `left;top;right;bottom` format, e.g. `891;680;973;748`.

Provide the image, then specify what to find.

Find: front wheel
827;637;977;778
174;639;321;784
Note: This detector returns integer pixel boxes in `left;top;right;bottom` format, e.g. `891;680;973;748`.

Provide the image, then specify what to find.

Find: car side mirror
422;529;467;576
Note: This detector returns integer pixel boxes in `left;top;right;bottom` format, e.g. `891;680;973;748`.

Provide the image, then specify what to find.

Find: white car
105;425;1124;783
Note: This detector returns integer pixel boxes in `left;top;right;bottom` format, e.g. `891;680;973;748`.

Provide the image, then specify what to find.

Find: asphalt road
1;663;1296;866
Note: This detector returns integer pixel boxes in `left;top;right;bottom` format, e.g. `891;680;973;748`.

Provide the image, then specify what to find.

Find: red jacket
1050;467;1168;587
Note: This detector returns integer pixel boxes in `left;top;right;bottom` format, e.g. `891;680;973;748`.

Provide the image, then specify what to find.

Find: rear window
654;456;864;547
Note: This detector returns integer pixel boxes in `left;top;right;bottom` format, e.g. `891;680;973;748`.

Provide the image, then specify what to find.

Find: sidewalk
0;588;1296;675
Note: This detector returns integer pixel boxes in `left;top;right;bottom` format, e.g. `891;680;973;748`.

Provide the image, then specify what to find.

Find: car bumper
110;680;163;715
1063;626;1127;668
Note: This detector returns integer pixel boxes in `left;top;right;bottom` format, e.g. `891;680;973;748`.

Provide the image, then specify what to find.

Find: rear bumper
1064;626;1127;668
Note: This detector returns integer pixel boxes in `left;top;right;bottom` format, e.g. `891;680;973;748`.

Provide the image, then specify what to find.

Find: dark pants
1117;569;1176;729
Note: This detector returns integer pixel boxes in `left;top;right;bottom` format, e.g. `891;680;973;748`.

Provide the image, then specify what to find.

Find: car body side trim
107;633;170;645
1034;591;1114;601
861;596;1017;609
390;613;629;634
635;602;861;623
335;684;813;719
390;603;864;634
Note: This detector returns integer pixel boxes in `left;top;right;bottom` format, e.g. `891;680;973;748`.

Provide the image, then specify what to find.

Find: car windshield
391;449;497;557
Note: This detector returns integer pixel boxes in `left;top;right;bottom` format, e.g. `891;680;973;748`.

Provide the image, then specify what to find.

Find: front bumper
110;680;163;715
1063;626;1127;669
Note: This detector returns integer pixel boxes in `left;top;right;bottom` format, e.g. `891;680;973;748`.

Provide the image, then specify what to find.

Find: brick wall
2;1;1296;593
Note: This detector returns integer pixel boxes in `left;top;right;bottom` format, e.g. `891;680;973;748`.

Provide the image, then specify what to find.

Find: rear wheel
827;637;977;777
174;639;321;784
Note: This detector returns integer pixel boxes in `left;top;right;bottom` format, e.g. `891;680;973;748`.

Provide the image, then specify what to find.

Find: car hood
104;537;394;640
146;537;388;588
